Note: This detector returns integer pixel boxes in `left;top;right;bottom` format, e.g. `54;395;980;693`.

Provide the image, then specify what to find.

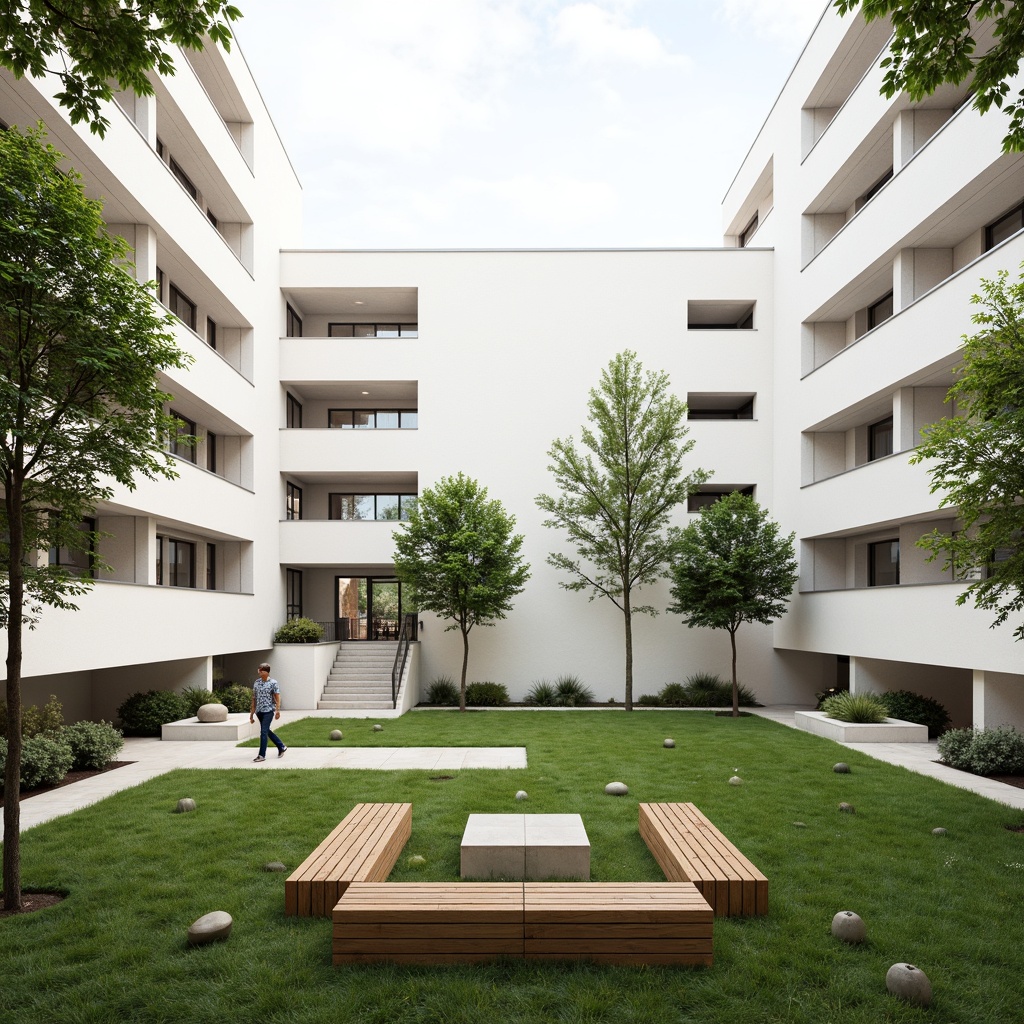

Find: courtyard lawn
2;711;1023;1024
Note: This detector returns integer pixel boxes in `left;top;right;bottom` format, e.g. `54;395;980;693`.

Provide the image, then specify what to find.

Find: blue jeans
256;710;284;757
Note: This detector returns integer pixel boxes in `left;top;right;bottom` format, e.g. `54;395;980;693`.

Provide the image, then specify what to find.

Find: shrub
657;683;690;707
180;686;224;717
525;680;557;706
553;674;595;707
877;689;952;738
62;720;124;770
0;694;65;737
216;684;254;714
465;681;510;706
0;733;75;790
273;617;324;643
682;672;760;708
426;676;459;706
937;728;976;771
637;693;662;707
815;687;844;710
939;726;1024;775
820;691;889;724
116;690;189;737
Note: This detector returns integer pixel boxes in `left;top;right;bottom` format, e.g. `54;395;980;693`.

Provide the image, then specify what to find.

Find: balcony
280;427;420;475
279;519;403;566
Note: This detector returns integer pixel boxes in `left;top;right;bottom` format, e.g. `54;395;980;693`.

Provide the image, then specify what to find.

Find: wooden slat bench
523;882;713;966
332;882;524;964
639;803;768;917
285;802;412;918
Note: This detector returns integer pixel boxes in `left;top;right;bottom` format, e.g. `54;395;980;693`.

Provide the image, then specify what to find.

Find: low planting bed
795;710;929;743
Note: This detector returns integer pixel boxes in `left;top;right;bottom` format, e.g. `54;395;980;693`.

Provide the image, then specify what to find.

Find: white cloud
718;0;825;41
458;174;620;227
552;3;688;67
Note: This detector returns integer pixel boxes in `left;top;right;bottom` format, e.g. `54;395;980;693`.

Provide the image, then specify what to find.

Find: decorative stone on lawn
197;703;228;723
932;827;948;836
838;802;855;814
263;862;287;872
187;911;233;946
175;798;196;814
886;963;932;1007
329;729;343;741
792;821;807;828
729;776;743;786
605;782;629;796
515;790;528;801
407;855;427;868
373;724;384;732
663;738;675;748
833;762;850;774
831;910;866;943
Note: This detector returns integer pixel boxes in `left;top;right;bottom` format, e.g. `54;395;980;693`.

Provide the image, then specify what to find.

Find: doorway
335;576;414;640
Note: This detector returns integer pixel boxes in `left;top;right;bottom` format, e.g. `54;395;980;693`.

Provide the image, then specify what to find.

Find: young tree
536;350;708;711
0;0;241;137
667;492;798;717
392;473;530;712
835;1;1024;152
910;267;1024;640
1;126;190;910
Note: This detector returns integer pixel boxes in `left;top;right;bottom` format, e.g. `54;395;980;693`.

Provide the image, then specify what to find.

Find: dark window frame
859;166;893;207
327;322;419;338
168;410;196;464
868;416;894;461
206;316;217;350
286;304;303;338
985;199;1024;251
206;430;218;474
167;538;196;588
287;568;303;619
169;157;198;201
327;408;418;429
328;493;418;521
286;482;302;521
867;291;893;330
868;538;900;587
48;516;97;579
169;283;197;331
206;542;216;591
739;213;759;247
286;392;303;429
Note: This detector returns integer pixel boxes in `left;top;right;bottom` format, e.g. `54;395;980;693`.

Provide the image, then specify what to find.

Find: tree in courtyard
1;126;190;910
392;473;530;712
910;266;1024;640
0;0;241;137
835;1;1024;152
667;491;798;717
536;350;708;711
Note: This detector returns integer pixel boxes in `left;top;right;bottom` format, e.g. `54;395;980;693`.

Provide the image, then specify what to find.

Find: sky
232;0;828;249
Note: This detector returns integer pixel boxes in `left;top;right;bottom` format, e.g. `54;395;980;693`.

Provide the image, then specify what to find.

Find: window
687;485;755;512
168;539;196;588
328;408;418;429
867;292;893;330
687;394;755;420
286;392;303;428
286;482;302;521
206;543;216;590
857;167;893;209
207;208;218;229
207;430;218;473
48;517;96;578
869;539;900;586
687;301;755;330
169;411;196;463
169;157;198;201
156;267;165;303
287;568;303;619
206;317;217;350
868;416;893;461
329;493;417;521
286;304;303;337
156;137;165;159
739;213;758;247
328;323;418;338
169;284;197;331
985;200;1024;251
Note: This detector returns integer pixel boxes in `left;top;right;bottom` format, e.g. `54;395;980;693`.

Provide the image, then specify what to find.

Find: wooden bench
639;803;767;917
285;802;412;918
332;881;714;966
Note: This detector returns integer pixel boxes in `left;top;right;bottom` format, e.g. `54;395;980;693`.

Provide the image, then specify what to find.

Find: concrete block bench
285;802;412;918
639;802;768;916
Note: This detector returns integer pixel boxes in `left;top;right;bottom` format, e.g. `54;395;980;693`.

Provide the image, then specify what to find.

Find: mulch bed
0;761;134;808
0;891;66;919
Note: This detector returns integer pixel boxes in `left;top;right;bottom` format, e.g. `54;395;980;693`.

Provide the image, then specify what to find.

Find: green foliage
835;1;1024;153
657;682;690;707
668;492;797;714
552;674;595;706
273;617;324;643
877;689;952;738
537;350;707;710
425;676;460;706
819;691;890;724
392;472;529;709
0;732;74;789
61;720;124;771
0;694;64;737
910;267;1024;640
215;684;253;714
681;673;760;708
115;690;188;737
939;726;1024;775
525;680;558;705
464;682;510;706
179;686;223;717
0;1;241;137
636;693;662;706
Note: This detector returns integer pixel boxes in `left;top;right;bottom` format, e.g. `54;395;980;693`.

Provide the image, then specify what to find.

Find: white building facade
3;4;1023;728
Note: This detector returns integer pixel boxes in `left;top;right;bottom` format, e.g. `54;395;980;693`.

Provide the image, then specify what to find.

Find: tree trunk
623;601;633;712
3;480;24;911
459;626;470;713
730;625;739;718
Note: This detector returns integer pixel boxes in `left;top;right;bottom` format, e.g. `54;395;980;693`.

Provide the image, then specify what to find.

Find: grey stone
838;802;855;814
833;762;850;773
831;910;866;944
886;963;932;1007
729;775;744;786
373;724;384;732
329;729;343;741
515;790;528;800
604;781;629;796
263;861;287;872
187;910;233;946
792;821;807;828
407;854;427;868
197;703;228;723
175;798;196;813
932;827;948;836
663;738;675;748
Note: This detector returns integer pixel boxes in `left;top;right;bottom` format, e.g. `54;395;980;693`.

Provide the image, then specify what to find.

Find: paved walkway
14;706;1024;833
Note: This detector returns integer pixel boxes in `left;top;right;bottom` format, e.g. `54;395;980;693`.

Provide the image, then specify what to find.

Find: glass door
336;576;416;640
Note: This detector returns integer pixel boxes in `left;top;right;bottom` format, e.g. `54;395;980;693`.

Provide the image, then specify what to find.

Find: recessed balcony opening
283;287;418;339
281;381;418;429
687;484;755;512
687;300;755;330
687;393;755;420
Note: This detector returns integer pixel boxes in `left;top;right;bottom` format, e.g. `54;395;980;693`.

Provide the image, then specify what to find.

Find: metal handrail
391;614;415;709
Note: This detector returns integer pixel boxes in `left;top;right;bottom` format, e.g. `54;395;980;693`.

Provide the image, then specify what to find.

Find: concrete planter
795;711;928;743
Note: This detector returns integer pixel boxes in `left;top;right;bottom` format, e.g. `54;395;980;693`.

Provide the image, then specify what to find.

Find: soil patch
0;891;66;919
0;761;134;808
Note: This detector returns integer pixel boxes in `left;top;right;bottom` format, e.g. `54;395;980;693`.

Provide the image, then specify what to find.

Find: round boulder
175;798;196;814
187;910;232;946
886;963;932;1007
605;781;629;796
932;827;948;837
515;790;529;801
197;703;228;723
373;724;384;732
407;854;427;868
838;802;855;814
263;861;287;873
831;910;866;944
663;738;675;748
729;776;744;786
329;729;343;741
833;762;851;774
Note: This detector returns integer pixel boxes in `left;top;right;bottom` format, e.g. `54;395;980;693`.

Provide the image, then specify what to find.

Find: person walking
249;662;287;762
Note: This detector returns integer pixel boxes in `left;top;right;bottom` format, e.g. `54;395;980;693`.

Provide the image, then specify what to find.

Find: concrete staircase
318;642;400;710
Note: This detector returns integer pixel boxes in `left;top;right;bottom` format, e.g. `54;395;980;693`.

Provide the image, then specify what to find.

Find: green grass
3;711;1024;1023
